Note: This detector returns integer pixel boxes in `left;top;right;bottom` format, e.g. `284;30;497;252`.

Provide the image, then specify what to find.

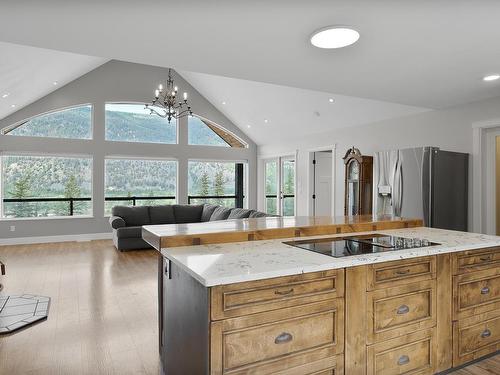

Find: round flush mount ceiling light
310;26;360;49
483;74;500;82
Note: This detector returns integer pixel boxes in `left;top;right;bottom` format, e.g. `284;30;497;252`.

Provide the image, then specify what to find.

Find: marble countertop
160;227;500;287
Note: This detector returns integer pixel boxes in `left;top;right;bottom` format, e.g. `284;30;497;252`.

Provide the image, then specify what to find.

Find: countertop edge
159;237;500;287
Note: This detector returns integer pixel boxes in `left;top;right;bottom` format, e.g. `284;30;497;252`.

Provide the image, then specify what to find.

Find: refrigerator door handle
392;158;403;217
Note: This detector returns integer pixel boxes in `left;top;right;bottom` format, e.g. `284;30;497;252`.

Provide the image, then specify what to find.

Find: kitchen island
143;216;500;375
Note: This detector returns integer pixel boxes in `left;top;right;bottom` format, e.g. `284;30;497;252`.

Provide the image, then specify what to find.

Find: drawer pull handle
395;269;410;275
274;332;293;344
481;287;490;295
480;256;492;262
397;305;410;315
275;288;294;296
481;329;491;338
397;355;410;366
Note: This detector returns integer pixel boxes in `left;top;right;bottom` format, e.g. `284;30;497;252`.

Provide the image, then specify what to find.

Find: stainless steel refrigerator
373;147;468;231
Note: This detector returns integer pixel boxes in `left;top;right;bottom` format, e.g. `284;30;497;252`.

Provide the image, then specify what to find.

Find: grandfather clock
343;147;373;216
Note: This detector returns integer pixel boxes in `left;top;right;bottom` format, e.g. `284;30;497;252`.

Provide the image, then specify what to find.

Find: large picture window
105;103;177;144
1;105;92;139
188;161;246;208
1;154;92;218
105;158;177;214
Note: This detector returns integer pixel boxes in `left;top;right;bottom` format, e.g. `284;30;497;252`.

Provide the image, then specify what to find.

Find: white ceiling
0;1;500;109
181;70;429;145
0;42;106;120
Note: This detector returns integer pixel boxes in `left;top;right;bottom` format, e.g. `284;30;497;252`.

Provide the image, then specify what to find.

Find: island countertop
159;227;500;287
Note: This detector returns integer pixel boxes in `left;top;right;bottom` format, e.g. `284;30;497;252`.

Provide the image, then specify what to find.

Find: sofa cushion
173;204;204;223
210;206;232;221
201;204;219;222
112;206;151;226
228;208;254;219
249;211;268;218
149;205;176;225
115;226;142;239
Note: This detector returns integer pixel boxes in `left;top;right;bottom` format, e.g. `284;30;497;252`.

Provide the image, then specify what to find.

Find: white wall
0;60;257;240
258;95;500;231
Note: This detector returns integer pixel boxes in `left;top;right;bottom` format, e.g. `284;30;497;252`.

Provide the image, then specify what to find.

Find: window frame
187;158;248;208
104;102;179;145
0;151;94;219
103;155;179;216
1;104;94;140
188;114;248;148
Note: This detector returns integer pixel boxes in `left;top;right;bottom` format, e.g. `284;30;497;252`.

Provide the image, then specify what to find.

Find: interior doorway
312;151;333;216
307;146;336;217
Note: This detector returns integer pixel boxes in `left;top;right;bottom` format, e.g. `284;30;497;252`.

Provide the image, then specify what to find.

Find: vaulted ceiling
0;42;106;120
1;1;500;110
1;1;500;143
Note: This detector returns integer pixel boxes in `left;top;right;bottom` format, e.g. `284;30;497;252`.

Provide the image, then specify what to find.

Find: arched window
105;103;177;144
1;105;92;139
188;115;246;148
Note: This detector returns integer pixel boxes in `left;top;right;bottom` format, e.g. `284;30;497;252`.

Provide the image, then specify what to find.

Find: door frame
262;153;297;216
472;118;500;234
307;144;337;217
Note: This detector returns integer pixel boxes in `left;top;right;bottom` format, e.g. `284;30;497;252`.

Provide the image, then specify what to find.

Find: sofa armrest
109;215;126;229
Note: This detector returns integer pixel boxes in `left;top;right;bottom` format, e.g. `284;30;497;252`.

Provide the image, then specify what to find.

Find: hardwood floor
0;240;158;375
0;240;498;374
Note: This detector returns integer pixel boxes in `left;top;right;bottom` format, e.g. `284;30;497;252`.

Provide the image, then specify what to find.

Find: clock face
348;160;360;180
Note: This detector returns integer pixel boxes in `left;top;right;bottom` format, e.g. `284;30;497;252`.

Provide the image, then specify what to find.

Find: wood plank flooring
0;240;498;374
0;240;158;375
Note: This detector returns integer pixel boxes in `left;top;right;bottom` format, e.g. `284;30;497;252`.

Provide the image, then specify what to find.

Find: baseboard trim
0;232;112;246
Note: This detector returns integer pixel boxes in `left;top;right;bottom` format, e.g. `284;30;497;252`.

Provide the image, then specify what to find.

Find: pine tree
199;172;210;197
214;170;225;206
9;175;34;217
64;174;82;215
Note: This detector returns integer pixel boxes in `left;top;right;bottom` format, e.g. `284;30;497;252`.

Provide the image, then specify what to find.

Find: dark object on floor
0;295;50;334
109;203;273;251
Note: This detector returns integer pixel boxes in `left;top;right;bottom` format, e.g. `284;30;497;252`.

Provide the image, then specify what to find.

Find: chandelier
145;68;193;123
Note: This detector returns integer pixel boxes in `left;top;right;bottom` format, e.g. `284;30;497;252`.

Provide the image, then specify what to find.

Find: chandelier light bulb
174;86;178;92
183;92;187;100
159;84;163;91
155;89;159;98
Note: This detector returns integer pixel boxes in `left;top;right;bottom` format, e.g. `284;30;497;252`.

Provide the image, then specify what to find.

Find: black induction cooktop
283;234;439;258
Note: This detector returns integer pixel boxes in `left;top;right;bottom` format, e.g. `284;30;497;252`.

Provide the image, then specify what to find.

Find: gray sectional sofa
109;203;271;251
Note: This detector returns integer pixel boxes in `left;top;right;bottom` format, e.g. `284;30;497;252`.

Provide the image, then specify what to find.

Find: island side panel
159;256;210;375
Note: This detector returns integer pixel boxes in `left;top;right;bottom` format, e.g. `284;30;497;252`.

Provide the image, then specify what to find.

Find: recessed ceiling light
10;104;16;108
483;74;500;82
310;26;360;49
221;101;226;105
329;98;334;103
247;125;251;128
53;81;58;85
264;119;269;123
2;93;10;99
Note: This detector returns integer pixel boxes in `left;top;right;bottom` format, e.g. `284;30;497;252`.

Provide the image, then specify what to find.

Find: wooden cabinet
366;329;436;375
451;247;500;366
211;270;343;320
160;246;500;374
210;271;345;375
343;147;373;216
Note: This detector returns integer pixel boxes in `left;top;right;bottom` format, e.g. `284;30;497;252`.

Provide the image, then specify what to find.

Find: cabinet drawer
367;329;435;375
367;280;436;344
210;299;344;374
453;267;500;319
453;247;500;274
367;257;436;291
211;269;344;320
453;310;500;366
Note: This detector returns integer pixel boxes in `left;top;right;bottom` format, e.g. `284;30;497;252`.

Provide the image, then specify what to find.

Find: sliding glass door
264;156;295;216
